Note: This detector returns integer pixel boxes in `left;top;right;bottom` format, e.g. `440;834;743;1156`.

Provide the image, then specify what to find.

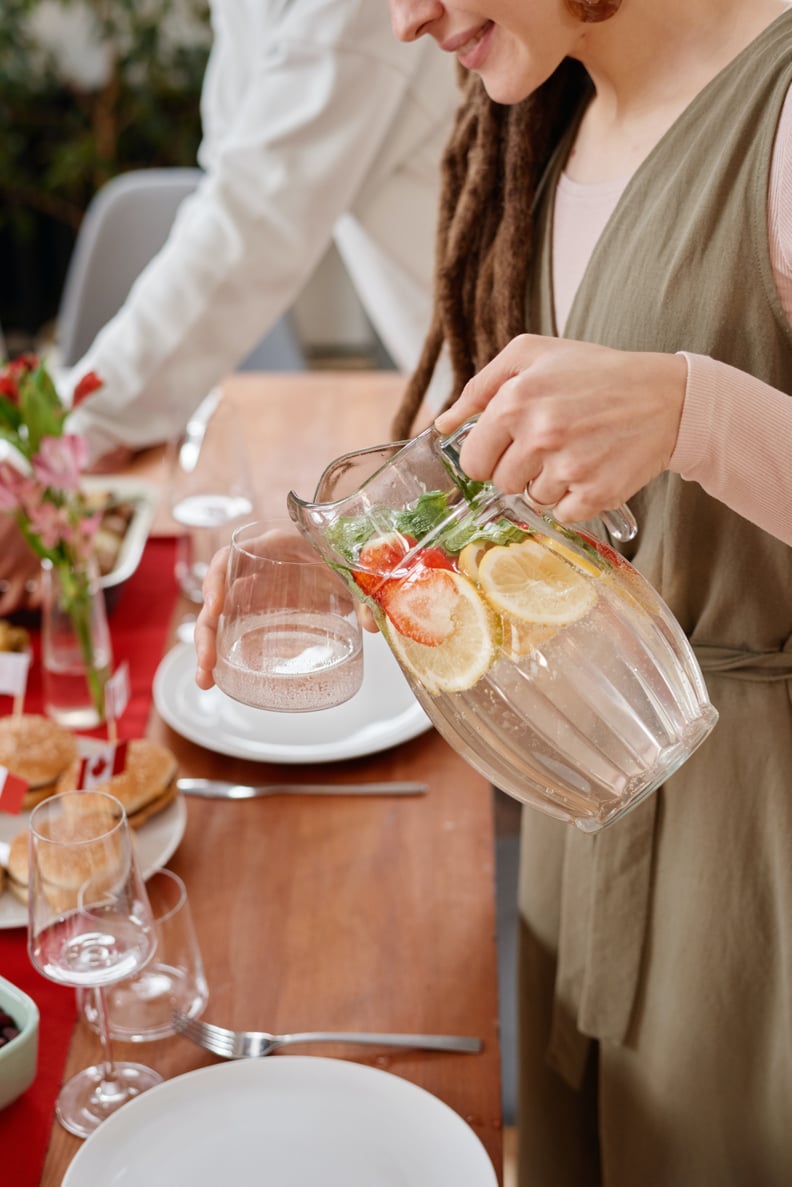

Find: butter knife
177;778;427;800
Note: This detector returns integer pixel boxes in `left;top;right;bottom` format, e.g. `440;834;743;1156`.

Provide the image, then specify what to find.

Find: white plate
80;475;159;590
0;796;186;930
63;1055;497;1187
153;633;431;763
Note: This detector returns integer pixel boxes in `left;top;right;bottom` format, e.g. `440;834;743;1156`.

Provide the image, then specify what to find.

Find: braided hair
392;0;622;440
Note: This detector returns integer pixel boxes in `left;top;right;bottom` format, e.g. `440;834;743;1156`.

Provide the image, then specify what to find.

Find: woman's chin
479;74;536;105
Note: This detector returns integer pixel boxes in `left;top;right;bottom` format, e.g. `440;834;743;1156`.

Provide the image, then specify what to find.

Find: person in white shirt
0;0;458;613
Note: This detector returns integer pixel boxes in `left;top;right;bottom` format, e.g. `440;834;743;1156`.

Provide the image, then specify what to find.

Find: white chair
56;167;305;370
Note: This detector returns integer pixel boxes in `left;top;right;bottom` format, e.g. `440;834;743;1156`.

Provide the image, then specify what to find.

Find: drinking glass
40;556;113;729
213;519;364;712
76;868;208;1042
28;791;162;1138
168;393;257;604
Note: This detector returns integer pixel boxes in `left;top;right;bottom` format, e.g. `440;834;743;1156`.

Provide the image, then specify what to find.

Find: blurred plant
0;354;108;715
0;0;211;340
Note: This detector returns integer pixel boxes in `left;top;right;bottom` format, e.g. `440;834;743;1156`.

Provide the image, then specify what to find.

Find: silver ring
525;481;557;512
24;579;39;594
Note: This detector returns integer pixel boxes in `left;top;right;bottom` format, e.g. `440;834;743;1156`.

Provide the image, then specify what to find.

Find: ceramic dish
79;476;159;591
153;632;431;763
63;1056;497;1186
0;975;39;1110
0;795;187;930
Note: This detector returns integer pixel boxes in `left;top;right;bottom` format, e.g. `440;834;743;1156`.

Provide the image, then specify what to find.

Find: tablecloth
0;537;179;1185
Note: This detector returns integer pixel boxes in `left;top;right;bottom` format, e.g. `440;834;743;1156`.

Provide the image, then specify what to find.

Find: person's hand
0;516;43;615
194;545;230;689
434;335;687;524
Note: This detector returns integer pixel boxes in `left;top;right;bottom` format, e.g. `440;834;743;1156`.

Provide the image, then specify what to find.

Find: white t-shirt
66;0;459;459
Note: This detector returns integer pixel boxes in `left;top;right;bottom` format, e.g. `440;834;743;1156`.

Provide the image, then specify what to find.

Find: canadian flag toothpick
76;740;129;790
0;650;32;715
0;765;29;815
104;662;131;743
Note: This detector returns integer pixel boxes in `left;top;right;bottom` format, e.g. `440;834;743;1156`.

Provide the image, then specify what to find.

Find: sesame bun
56;738;179;829
6;831;29;905
0;714;78;809
9;805;126;913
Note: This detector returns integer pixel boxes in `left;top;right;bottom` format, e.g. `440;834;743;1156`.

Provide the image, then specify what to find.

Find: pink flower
0;480;18;510
26;501;70;550
32;434;89;493
0;461;37;510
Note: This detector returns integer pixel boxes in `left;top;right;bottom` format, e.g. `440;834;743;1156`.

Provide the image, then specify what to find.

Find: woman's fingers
193;545;230;689
434;337;686;517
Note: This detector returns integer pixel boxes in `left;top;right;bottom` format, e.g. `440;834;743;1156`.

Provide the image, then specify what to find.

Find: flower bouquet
0;355;110;723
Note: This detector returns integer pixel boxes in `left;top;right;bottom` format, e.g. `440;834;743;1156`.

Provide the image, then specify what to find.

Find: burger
5;805;125;911
0;714;79;810
6;831;29;904
56;737;179;829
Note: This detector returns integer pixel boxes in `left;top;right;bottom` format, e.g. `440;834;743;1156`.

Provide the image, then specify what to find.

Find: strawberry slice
354;532;417;598
381;568;460;646
417;546;455;573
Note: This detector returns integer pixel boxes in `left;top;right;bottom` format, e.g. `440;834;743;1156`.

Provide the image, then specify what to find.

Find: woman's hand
0;517;43;615
194;545;230;689
435;335;687;524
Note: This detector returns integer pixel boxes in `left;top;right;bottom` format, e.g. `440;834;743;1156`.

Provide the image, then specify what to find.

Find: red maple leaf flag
76;740;129;790
0;765;29;815
0;651;32;699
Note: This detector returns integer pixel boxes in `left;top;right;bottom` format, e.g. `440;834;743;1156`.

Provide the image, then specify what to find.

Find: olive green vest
518;11;792;1089
530;9;792;655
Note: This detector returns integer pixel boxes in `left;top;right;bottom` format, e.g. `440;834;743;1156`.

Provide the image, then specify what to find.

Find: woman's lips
443;21;494;70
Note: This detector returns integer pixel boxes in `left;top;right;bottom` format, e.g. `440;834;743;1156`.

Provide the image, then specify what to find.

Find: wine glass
27;791;163;1138
168;391;257;609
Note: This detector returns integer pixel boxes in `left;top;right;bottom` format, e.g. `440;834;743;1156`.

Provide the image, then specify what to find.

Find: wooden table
39;373;503;1183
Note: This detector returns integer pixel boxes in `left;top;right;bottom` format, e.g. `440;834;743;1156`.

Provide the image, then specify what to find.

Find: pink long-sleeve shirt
553;86;792;546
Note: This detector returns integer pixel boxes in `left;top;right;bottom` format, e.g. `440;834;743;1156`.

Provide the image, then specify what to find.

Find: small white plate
0;796;186;930
62;1056;497;1187
153;633;431;763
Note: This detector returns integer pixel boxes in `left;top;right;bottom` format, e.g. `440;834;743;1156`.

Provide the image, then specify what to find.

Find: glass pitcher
287;422;718;832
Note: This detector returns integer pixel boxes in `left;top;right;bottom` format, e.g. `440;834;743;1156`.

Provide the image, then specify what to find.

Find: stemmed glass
168;391;257;607
27;790;163;1138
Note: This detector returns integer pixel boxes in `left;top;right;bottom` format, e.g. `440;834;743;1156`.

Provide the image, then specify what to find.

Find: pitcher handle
440;418;638;543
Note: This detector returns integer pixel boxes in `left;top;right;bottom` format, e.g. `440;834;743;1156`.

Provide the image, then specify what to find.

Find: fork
173;1012;482;1058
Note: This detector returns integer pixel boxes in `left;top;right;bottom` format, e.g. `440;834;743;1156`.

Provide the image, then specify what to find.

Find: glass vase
41;557;113;729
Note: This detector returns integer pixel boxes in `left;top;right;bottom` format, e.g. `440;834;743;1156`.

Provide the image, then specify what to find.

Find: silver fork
173;1012;482;1058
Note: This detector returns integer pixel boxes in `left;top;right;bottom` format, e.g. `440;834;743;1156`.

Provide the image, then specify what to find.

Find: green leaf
0;397;23;433
19;366;66;453
322;489;532;566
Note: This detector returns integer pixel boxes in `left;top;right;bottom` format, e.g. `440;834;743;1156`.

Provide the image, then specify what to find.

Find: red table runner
0;537;179;1185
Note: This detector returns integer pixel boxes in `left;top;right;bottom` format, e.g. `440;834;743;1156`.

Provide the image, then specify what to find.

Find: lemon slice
502;618;558;658
384;571;498;694
542;535;602;578
477;538;597;626
458;540;489;583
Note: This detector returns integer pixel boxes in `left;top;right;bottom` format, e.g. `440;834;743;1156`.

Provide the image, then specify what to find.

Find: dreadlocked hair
392;57;591;441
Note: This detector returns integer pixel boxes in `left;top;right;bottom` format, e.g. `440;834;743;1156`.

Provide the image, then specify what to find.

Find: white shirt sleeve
65;1;451;459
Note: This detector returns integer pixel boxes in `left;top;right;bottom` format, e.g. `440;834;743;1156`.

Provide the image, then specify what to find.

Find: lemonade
320;490;717;830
